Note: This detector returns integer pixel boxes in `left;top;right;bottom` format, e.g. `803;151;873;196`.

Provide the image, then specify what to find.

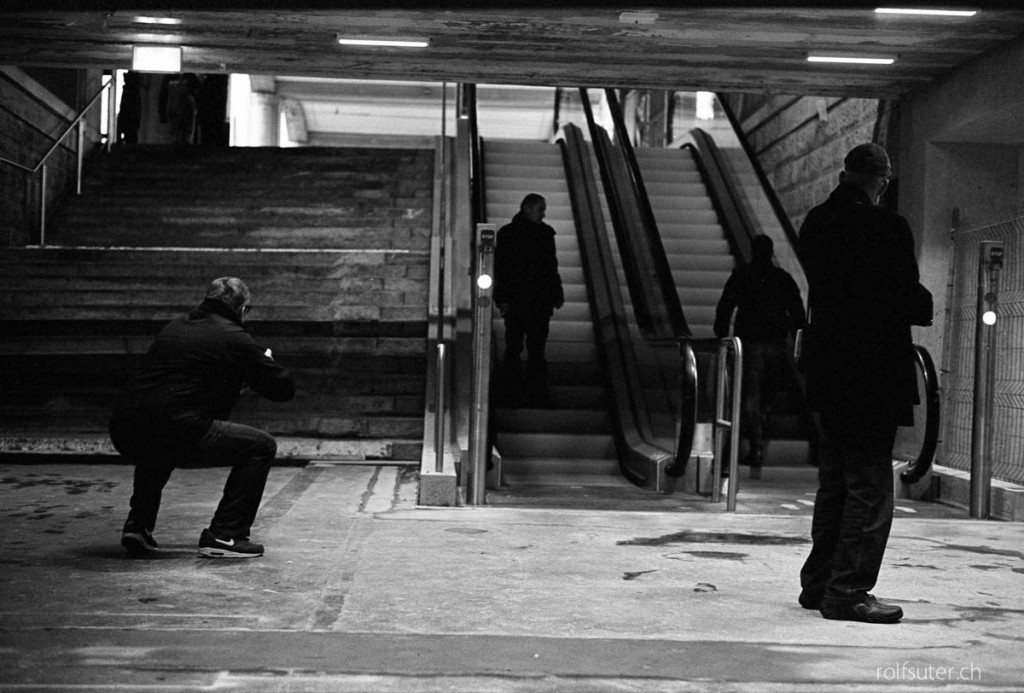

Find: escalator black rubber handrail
603;88;690;338
715;94;803;263
558;123;664;485
579;91;658;339
686;129;755;264
902;344;941;484
466;85;487;227
667;340;698;478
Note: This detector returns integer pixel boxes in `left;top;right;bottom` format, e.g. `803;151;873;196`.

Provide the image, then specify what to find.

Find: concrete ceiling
3;2;1024;99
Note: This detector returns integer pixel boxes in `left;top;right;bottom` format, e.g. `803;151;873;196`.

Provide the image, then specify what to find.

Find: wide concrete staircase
0;145;434;463
484;139;621;488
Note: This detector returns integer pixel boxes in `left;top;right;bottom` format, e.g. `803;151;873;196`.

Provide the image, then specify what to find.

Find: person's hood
189;298;245;327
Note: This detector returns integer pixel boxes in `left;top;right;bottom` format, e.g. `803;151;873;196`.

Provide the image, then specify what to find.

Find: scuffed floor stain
0;475;118;495
618;530;808;547
892;563;941;569
622;570;657;581
693;582;717;593
926;540;1024;561
675;550;748;561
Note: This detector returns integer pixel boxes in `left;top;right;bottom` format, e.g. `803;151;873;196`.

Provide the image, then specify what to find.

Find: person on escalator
796;143;933;624
493;193;564;408
714;234;806;472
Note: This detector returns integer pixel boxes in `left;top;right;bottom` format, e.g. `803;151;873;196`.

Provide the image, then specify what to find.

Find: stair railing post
711;337;742;509
76;119;85;196
38;163;48;247
726;337;742;511
434;342;447;473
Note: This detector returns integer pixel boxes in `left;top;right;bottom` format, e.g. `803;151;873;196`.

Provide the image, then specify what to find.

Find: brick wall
721;94;881;231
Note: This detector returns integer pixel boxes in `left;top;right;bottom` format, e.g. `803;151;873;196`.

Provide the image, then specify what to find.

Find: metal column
970;240;1004;519
467;223;496;505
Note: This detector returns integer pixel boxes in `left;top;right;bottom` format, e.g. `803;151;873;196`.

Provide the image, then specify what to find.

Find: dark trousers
800;419;896;604
503;304;551;372
112;419;277;539
741;341;787;458
503;304;552;404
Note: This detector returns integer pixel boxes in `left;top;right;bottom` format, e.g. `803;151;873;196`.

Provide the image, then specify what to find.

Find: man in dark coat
714;234;806;469
494;193;564;407
110;277;295;558
797;143;932;623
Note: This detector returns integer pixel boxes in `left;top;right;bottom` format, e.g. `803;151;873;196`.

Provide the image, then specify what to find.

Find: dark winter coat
110;299;295;446
799;182;932;440
713;261;806;343
493;212;564;313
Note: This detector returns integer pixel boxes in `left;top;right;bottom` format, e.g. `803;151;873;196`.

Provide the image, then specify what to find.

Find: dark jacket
799;182;931;438
110;299;295;446
714;260;806;343
493;212;564;313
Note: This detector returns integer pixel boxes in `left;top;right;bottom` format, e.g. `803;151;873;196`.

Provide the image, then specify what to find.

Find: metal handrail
663;336;742;510
0;80;111;245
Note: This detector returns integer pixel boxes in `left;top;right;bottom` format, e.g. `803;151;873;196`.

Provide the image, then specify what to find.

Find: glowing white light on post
982;310;996;326
477;274;493;290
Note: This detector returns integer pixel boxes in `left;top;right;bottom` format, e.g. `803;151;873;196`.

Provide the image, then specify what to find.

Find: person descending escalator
714;235;806;472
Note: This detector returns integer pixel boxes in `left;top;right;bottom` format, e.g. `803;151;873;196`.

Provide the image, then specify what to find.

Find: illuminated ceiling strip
807;55;896;65
131;45;182;72
875;8;977;17
336;35;430;48
133;16;183;25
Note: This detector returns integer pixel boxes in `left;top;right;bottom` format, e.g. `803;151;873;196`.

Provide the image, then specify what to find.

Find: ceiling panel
1;3;1023;98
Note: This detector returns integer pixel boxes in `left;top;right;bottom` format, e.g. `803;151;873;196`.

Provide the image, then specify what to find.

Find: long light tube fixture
131;45;182;72
875;8;977;17
336;34;429;48
807;55;896;65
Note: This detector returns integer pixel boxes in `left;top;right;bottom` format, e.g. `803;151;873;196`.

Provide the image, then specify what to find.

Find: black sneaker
121;524;160;555
198;528;264;559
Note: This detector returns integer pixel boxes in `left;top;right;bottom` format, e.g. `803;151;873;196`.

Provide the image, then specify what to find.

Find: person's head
751;234;774;264
520;193;546;224
204;276;251;320
840;143;891;205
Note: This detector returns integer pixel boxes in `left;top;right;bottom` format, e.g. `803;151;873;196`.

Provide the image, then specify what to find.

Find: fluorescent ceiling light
807;55;896;65
133;16;183;25
132;45;182;72
875;8;978;17
336;35;429;48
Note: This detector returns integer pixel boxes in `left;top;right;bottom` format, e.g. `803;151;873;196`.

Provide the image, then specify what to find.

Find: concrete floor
1;462;1022;692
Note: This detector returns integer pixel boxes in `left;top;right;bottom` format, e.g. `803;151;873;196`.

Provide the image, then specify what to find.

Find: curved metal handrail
901;345;941;483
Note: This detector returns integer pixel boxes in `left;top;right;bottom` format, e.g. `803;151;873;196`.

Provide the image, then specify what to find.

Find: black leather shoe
798;590;822;610
820;594;903;624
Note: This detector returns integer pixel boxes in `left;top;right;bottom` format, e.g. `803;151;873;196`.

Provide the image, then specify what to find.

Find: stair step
499;456;621;477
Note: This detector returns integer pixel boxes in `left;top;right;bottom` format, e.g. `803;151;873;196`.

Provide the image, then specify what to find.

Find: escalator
635;142;813;466
483;139;622;496
470;94;938;507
